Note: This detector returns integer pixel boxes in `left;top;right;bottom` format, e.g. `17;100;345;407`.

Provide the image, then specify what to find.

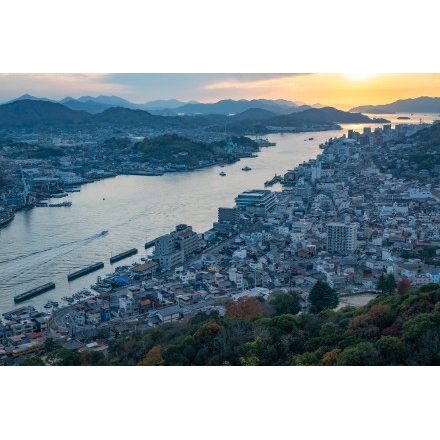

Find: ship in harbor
48;200;72;207
0;210;15;227
255;136;276;147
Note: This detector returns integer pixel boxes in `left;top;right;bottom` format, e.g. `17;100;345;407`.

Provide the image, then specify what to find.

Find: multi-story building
218;207;239;224
235;189;277;213
327;222;358;254
153;224;200;270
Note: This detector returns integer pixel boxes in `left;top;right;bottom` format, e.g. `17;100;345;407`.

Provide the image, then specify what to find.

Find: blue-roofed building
428;271;440;283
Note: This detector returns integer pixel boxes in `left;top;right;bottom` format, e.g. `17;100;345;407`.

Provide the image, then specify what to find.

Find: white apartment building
326;223;358;253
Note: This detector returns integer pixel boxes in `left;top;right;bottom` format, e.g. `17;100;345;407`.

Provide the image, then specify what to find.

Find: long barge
110;248;138;263
67;262;104;281
14;282;56;303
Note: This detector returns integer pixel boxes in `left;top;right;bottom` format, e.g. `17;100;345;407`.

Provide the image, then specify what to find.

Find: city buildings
153;224;200;270
326;223;358;254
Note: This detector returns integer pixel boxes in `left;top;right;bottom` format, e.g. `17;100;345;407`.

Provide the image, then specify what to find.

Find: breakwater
110;248;138;263
14;282;56;303
67;262;105;281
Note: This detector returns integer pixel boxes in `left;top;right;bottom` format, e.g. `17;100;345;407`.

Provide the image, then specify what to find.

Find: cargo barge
14;282;56;303
110;248;138;263
67;262;104;281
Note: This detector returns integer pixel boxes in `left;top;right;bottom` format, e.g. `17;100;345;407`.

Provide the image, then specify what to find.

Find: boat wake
0;232;106;279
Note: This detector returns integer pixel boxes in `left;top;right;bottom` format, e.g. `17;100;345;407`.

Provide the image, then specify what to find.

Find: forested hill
0;99;388;131
107;284;440;366
27;283;440;366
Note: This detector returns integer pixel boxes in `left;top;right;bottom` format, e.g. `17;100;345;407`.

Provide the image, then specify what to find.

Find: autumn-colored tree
193;320;224;342
138;345;164;366
397;278;411;295
321;348;341;365
80;350;91;366
226;296;263;320
348;304;393;335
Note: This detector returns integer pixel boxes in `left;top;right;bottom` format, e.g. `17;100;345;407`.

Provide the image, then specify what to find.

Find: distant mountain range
350;96;440;114
5;95;314;115
0;99;389;132
6;94;440;117
170;99;311;115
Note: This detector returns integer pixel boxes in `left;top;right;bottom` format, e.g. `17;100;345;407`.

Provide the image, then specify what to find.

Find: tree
376;336;407;365
269;291;301;316
377;273;397;294
376;273;387;294
226;296;263;320
239;337;261;366
18;356;46;366
384;273;397;294
138;345;165;366
397;278;411;295
44;337;60;353
45;348;81;366
308;280;339;313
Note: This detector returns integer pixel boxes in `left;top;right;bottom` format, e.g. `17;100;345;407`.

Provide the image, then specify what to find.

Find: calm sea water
0;114;436;315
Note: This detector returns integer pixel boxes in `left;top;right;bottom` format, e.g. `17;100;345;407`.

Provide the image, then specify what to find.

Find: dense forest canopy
27;283;440;366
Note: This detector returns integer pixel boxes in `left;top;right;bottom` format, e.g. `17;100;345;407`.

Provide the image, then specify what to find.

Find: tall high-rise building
327;222;358;253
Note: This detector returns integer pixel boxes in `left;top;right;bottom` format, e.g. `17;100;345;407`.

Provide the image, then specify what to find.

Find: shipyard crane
224;123;236;154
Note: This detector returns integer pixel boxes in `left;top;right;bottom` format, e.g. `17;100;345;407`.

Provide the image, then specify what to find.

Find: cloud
0;74;129;101
202;74;309;91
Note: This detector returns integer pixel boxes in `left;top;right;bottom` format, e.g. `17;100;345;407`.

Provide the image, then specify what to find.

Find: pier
110;248;138;263
67;262;104;281
144;240;155;249
14;282;56;303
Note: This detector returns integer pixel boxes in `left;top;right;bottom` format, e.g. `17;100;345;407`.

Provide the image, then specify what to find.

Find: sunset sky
1;3;439;111
1;73;440;111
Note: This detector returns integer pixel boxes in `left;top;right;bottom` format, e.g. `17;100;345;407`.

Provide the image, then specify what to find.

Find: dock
110;248;138;263
14;282;56;303
144;240;155;249
67;262;104;281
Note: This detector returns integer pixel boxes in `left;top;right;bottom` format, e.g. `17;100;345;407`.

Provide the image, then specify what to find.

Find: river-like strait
0;114;435;314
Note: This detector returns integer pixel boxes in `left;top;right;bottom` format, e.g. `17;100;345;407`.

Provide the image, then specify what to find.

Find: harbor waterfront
0;115;435;315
